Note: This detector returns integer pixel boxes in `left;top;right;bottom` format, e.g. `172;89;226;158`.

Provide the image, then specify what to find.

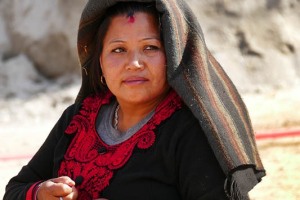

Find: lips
123;76;148;85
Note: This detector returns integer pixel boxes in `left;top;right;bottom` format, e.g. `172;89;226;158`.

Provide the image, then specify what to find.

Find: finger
51;176;75;187
62;188;78;200
63;186;78;200
57;186;78;200
41;180;73;197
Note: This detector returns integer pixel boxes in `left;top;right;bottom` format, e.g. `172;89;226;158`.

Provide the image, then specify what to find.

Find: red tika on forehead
128;15;135;23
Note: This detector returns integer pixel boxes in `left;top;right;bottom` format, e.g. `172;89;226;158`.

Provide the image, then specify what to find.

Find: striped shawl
75;0;266;199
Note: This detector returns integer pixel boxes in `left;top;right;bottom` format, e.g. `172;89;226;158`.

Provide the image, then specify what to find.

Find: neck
115;92;169;132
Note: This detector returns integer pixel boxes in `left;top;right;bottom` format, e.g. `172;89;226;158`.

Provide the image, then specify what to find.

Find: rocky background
0;0;300;199
0;0;300;128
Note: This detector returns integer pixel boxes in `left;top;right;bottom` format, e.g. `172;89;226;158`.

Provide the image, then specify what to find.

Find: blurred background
0;0;299;199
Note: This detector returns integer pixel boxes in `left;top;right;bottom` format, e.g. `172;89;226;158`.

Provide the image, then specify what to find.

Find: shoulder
57;103;82;125
155;104;211;152
63;103;81;116
61;91;110;121
49;102;82;141
173;104;199;123
158;104;202;136
156;105;227;199
155;103;222;161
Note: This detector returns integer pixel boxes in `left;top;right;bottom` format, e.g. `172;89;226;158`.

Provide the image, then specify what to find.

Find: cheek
101;54;123;69
152;65;167;83
160;69;167;83
153;55;167;79
99;55;115;77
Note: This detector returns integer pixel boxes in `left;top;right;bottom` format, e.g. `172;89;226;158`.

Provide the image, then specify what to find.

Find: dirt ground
249;137;300;200
1;86;300;199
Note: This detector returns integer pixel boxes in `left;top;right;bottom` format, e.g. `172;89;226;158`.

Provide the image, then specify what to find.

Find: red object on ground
255;129;300;140
0;154;33;161
1;130;300;161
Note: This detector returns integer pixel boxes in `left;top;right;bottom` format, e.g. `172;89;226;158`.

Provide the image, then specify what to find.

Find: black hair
88;2;162;95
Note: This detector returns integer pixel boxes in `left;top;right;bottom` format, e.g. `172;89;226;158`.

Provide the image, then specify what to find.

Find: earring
100;75;106;85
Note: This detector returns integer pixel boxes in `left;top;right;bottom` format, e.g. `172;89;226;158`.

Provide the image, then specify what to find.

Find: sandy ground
1;85;300;199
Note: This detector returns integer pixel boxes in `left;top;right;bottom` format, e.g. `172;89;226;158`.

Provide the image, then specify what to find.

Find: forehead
110;11;158;26
104;12;160;40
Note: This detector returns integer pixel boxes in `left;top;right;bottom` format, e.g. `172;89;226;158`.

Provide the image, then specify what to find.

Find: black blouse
4;92;228;200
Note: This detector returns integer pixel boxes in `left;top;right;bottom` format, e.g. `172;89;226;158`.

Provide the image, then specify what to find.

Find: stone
187;0;300;94
0;54;48;99
2;0;87;78
0;0;299;93
0;1;11;58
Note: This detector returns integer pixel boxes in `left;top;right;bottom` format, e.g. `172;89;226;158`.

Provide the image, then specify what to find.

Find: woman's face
100;12;169;106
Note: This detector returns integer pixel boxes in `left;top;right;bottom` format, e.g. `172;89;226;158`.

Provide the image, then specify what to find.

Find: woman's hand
37;176;78;200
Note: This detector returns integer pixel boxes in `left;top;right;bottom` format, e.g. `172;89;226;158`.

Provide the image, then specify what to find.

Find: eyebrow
108;37;161;44
142;37;161;41
108;39;125;44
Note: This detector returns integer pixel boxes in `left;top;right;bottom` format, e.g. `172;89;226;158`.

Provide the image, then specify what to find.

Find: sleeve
3;104;79;200
171;110;228;200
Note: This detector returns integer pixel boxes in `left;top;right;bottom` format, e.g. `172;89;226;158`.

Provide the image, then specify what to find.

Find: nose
126;51;144;70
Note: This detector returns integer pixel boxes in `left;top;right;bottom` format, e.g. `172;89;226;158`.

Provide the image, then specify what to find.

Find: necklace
114;104;120;129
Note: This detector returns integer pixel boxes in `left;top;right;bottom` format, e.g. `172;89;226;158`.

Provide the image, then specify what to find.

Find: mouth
123;77;148;85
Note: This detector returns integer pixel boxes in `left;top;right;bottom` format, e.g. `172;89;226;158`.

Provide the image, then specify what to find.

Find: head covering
76;0;266;199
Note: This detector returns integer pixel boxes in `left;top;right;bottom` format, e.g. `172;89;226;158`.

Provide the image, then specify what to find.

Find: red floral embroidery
58;90;182;199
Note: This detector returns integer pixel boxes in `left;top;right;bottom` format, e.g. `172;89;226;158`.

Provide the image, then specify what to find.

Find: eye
112;48;125;53
144;45;159;51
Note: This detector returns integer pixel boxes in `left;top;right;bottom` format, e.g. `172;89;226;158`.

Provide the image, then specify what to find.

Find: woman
4;0;265;200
